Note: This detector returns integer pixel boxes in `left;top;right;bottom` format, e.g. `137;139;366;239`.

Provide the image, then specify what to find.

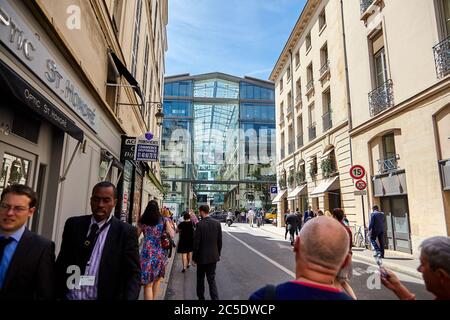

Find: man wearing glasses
0;184;56;300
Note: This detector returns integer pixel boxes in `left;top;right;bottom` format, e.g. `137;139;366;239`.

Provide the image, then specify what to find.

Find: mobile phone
379;267;388;278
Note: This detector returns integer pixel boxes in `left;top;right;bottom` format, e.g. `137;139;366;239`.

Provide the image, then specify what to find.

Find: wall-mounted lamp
147;101;164;126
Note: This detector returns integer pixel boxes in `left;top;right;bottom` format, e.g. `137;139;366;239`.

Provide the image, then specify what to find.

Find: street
166;222;434;300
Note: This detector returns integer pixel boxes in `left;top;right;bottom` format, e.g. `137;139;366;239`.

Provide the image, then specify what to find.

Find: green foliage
321;158;336;178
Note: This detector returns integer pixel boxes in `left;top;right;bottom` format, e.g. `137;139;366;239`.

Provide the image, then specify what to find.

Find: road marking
224;230;296;278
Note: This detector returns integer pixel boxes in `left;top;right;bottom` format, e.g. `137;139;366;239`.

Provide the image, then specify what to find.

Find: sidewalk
258;223;422;280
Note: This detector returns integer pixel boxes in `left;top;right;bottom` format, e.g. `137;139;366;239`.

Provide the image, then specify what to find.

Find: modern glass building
161;73;276;214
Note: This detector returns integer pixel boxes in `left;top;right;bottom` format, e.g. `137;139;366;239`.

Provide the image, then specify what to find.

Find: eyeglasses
0;203;30;213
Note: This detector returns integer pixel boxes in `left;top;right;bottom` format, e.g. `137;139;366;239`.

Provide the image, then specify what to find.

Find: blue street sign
270;186;278;194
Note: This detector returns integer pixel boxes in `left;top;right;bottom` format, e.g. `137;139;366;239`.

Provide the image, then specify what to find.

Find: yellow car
265;211;277;223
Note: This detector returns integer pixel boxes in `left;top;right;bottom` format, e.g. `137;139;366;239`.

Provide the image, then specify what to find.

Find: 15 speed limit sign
350;165;365;180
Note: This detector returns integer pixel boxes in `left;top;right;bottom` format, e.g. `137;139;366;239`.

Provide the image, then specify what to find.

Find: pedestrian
260;208;266;226
163;208;178;234
249;216;353;300
303;206;313;223
189;209;199;226
0;184;56;300
240;210;245;224
177;212;194;273
56;181;140;300
285;211;300;246
295;209;303;234
193;205;222;300
317;210;324;216
247;208;255;228
284;209;291;239
332;208;356;300
343;214;350;227
381;236;450;300
137;200;174;300
234;209;240;222
368;205;386;258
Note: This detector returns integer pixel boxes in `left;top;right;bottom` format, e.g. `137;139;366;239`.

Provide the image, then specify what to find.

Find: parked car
210;211;227;222
265;209;277;223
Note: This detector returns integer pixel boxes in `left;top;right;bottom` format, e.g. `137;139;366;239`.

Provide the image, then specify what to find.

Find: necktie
80;224;100;274
0;237;14;262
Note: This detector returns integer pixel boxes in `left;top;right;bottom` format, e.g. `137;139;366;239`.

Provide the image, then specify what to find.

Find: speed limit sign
355;180;367;190
350;165;365;180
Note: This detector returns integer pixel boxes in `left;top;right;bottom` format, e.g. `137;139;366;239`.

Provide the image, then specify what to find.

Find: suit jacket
0;228;56;300
55;215;140;300
193;216;222;265
369;211;385;235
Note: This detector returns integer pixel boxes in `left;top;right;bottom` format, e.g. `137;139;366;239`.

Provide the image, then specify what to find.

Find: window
295;79;302;104
319;9;327;31
142;36;150;102
308;103;315;126
112;0;124;35
131;0;143;77
306;32;312;52
438;0;450;37
306;63;314;93
295;51;300;67
287;91;292;110
372;32;388;87
322;90;332;131
287;65;291;81
382;133;396;159
153;1;158;39
279;78;284;92
320;43;329;69
280;101;284;117
310;156;318;176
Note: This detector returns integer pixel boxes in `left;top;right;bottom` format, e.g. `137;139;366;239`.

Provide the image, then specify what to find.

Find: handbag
161;219;172;250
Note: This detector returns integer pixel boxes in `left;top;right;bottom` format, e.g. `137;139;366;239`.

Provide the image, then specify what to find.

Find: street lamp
147;101;164;126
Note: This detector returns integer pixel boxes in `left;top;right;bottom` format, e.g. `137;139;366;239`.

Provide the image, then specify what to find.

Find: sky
165;0;307;81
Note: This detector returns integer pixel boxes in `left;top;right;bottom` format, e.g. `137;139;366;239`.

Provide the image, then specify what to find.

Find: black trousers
370;232;385;258
196;263;219;300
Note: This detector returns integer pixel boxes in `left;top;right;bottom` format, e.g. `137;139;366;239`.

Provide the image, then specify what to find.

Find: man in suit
303;206;313;223
369;205;386;258
0;184;55;300
56;181;140;300
193;204;222;300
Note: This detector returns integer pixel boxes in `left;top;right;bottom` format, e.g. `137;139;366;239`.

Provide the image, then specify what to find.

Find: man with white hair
381;236;450;300
249;216;353;300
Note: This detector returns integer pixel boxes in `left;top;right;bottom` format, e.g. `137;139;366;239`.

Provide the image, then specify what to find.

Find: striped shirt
67;215;113;300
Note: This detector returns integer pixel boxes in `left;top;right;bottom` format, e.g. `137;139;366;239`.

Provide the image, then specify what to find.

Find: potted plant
288;174;295;188
309;164;317;179
295;171;306;185
279;176;287;190
320;158;336;178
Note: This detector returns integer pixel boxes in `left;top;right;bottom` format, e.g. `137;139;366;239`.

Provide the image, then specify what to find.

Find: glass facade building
161;73;276;213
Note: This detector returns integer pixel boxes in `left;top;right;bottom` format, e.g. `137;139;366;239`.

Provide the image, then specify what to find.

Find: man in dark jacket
369;205;386;258
56;181;140;300
285;212;300;246
0;184;55;300
193;205;222;300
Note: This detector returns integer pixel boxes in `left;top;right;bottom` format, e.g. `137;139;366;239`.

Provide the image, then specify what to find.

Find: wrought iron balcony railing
297;134;304;149
319;60;330;78
360;0;374;15
369;79;394;117
322;111;332;131
288;142;295;155
377;154;399;174
308;124;316;141
306;79;314;93
433;36;450;79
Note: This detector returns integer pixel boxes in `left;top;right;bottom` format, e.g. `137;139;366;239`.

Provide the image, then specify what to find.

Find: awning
310;176;340;197
287;185;307;200
321;147;335;159
0;60;84;142
108;49;144;106
272;189;287;203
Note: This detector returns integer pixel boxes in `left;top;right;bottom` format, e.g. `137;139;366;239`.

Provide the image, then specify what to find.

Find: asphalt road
165;223;433;300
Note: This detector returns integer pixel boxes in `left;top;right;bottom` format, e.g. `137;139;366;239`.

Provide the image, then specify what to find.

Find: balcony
281;148;285;160
319;60;330;80
306;80;314;94
295;94;302;107
288;142;295;155
308;123;316;141
439;159;450;191
377;154;399;174
297;134;304;149
369;79;394;117
360;0;373;15
322;111;332;131
433;36;450;79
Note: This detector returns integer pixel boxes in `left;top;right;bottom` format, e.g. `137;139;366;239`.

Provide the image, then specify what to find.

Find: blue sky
165;0;306;81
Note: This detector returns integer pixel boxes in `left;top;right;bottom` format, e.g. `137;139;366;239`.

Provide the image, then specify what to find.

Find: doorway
381;195;412;254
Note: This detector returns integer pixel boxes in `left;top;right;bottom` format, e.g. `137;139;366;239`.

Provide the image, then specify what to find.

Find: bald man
249;217;353;300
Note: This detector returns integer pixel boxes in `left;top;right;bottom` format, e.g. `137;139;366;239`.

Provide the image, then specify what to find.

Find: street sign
350;165;366;180
355;179;367;190
135;134;159;162
270;186;278;194
354;190;367;196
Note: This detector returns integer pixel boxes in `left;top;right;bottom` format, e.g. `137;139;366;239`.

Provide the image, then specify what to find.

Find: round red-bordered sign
355;180;367;190
350;165;366;180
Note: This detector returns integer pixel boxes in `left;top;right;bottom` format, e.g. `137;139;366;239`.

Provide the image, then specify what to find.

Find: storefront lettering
24;88;68;128
0;7;35;61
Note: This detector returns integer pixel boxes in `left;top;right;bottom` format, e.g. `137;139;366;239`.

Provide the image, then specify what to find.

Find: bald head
297;216;350;271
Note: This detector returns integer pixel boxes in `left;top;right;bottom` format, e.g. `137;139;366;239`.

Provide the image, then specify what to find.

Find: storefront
0;0;123;249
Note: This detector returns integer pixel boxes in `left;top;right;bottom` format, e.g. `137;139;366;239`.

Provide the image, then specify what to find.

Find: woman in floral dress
137;200;174;300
